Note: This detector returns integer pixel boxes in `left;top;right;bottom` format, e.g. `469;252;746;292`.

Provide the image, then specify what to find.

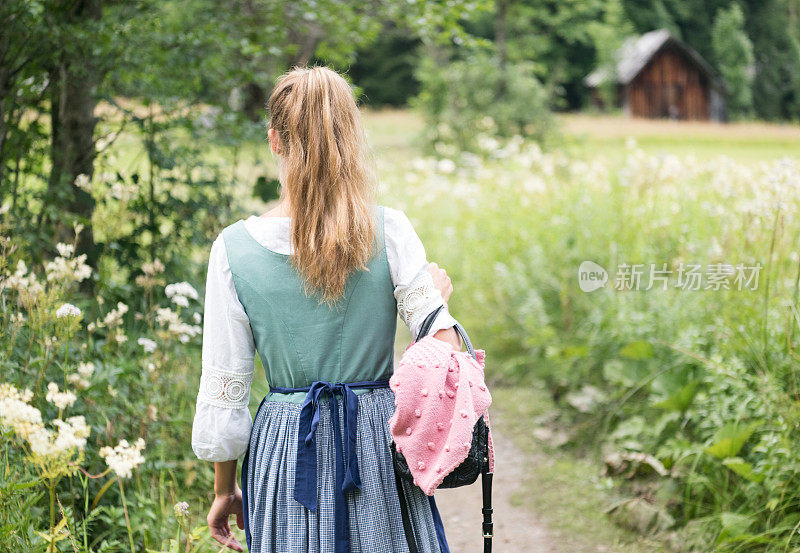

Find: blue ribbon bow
269;378;391;553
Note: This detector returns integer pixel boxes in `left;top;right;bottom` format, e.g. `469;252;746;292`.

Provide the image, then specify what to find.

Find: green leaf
715;512;768;545
653;380;700;412
603;359;649;387
560;344;589;359
619;341;654;360
704;423;758;459
722;457;766;483
719;511;753;535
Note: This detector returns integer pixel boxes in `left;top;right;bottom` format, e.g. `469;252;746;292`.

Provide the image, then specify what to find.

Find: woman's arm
192;235;255;551
207;459;244;552
432;326;461;350
426;262;461;350
214;460;238;495
384;206;462;348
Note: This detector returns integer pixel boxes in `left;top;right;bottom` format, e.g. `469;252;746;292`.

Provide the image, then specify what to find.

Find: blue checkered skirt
243;387;443;552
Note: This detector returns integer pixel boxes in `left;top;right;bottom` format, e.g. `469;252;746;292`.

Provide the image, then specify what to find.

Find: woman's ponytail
267;65;378;306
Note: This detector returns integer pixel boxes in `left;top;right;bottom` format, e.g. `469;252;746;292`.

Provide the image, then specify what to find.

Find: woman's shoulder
383;206;425;258
208;218;247;265
379;205;417;237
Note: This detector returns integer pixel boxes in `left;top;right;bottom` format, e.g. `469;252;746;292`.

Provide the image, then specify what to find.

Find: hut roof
584;28;725;90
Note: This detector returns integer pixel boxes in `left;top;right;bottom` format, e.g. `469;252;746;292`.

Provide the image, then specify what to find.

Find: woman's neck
259;200;291;218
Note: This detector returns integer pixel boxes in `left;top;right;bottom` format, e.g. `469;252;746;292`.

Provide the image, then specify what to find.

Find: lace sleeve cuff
395;269;447;340
197;365;254;409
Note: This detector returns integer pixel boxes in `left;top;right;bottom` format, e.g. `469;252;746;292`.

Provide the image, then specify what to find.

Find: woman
191;65;462;553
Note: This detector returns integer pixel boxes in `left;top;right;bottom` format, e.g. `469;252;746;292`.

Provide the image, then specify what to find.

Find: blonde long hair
267;65;378;306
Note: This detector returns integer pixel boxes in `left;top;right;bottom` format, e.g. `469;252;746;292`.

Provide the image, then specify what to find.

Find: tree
711;3;754;118
743;0;800;121
45;0;103;274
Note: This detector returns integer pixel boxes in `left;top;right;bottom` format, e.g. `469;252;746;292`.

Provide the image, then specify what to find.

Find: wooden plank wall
627;46;710;120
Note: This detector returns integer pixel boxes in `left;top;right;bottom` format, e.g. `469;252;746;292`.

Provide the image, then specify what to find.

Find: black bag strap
392;443;420;553
417;304;478;363
418;304;494;552
481;422;494;552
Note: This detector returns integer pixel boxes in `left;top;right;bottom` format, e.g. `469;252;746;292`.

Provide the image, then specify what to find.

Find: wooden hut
585;29;727;121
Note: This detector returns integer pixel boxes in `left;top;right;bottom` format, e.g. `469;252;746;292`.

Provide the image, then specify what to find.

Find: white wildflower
74;174;92;192
99;438;146;478
56;243;75;258
51;416;91;452
45;252;92;283
77;361;95;378
142;259;165;276
437;158;456;174
67;373;91;390
45;382;77;410
103;302;128;327
15;260;27;277
165;282;199;301
56;303;82;319
22;414;89;458
155;307;180;327
0;383;42;436
156;307;201;342
137;337;157;353
193;312;202;324
3;260;45;297
27;426;55;456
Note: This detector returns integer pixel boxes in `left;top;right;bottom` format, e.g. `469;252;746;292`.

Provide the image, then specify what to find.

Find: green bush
411;49;556;157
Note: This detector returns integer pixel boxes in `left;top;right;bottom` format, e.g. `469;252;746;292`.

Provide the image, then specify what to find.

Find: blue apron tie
269;378;391;553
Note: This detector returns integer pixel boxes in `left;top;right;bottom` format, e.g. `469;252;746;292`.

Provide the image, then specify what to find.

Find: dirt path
434;427;562;553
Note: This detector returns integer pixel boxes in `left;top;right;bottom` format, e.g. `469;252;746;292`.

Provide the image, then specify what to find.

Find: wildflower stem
81;472;89;553
118;478;136;553
25;327;34;374
63;334;70;387
48;482;56;553
90;474;116;511
762;207;781;360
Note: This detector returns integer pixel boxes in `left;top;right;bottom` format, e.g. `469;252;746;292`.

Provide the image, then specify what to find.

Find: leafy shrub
0;220;223;552
411;49;556;157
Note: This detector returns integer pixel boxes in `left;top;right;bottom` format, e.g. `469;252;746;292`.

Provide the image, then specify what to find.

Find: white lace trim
395;270;445;333
198;365;254;409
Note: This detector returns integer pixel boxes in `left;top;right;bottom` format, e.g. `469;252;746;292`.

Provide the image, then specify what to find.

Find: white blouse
191;206;460;462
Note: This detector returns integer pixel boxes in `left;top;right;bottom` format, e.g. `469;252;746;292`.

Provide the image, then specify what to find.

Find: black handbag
391;305;494;553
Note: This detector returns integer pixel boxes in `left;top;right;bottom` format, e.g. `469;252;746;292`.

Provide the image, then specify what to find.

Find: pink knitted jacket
388;334;495;495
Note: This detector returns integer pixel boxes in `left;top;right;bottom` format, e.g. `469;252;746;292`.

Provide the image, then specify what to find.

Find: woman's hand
207;487;245;552
426;262;453;306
